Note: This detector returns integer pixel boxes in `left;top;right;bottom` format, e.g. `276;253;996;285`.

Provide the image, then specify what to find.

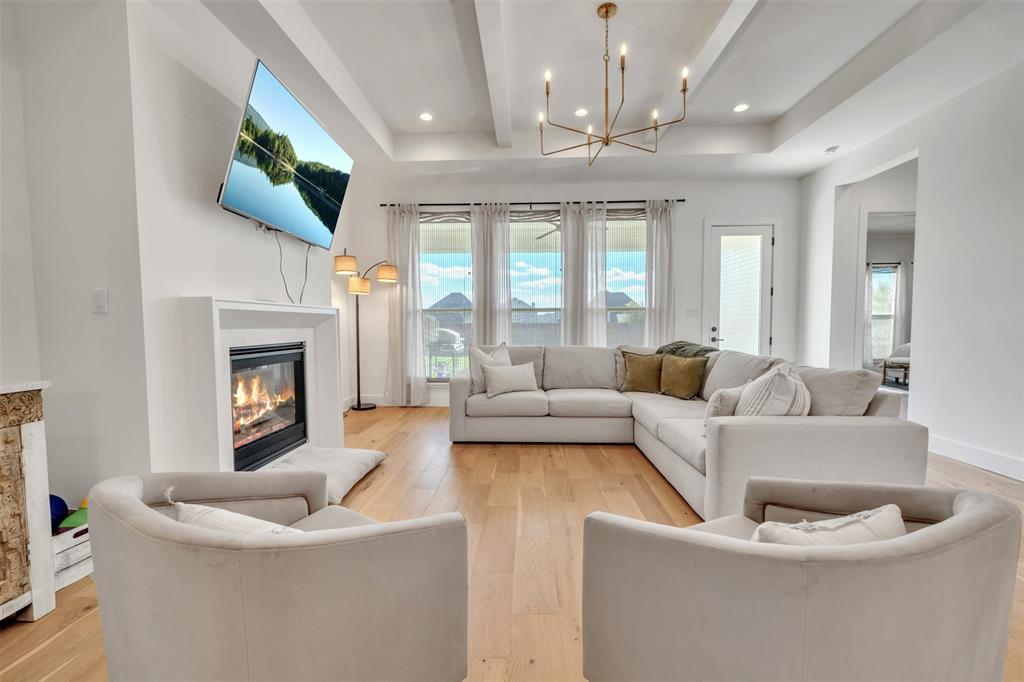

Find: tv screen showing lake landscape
219;61;352;249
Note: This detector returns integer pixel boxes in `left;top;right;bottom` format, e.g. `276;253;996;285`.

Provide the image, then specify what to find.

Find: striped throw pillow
735;364;810;417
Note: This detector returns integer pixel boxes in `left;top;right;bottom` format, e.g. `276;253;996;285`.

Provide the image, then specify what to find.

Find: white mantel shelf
180;298;344;473
0;381;51;395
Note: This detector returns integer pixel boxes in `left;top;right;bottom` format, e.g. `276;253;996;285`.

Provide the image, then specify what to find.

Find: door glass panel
719;235;762;354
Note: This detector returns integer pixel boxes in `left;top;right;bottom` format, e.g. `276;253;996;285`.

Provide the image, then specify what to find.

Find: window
870;265;898;361
419;212;472;380
509;210;563;345
606;209;646;345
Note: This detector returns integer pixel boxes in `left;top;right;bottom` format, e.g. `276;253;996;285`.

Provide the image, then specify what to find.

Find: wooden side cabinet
0;382;56;621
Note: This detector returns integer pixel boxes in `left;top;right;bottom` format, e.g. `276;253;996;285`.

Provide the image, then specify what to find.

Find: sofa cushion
614;344;658;388
289;505;377;531
704;385;745;419
657;418;708;474
547;388;634;418
484;363;538;398
470;344;511;394
543;346;617;390
688;514;759;540
701;350;783;400
626;392;708;434
660;355;707;399
466;390;548;417
736;364;811;417
752;504;907;545
479;345;545;387
794;366;882;416
621;352;663;393
174;502;303;535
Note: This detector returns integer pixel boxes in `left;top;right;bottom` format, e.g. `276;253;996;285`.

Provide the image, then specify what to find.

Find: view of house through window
419;212;472;380
870;265;898;361
510;210;563;346
606;209;646;346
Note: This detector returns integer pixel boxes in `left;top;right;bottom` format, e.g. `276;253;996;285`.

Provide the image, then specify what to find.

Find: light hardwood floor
1;406;1021;681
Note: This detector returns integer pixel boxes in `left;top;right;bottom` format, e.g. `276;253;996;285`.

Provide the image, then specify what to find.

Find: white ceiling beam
645;0;760;144
202;0;394;161
474;0;512;148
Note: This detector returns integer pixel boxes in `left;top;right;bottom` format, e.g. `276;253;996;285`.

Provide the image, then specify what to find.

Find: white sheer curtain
863;264;875;369
561;201;607;346
893;262;910;346
471;203;512;345
384;203;429;406
645;200;676;346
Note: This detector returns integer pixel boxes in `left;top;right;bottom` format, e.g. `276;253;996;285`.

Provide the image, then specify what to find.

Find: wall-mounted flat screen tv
219;60;351;249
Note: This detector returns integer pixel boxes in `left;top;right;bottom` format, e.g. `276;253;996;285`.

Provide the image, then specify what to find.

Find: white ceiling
208;0;1023;182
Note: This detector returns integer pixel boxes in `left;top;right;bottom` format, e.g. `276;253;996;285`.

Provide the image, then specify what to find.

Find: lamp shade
347;276;371;295
334;253;358;275
376;263;399;283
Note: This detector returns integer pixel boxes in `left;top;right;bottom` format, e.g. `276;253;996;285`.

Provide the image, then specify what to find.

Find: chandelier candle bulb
681;66;689;92
652;109;658;123
620;43;626;69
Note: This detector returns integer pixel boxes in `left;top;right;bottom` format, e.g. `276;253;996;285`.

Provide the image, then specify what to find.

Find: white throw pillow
483;363;538;398
469;343;511;394
752;504;907;546
174;502;303;535
735;364;810;417
704;385;746;419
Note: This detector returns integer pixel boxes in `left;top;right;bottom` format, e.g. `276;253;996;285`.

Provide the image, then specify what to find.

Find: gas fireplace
230;343;307;471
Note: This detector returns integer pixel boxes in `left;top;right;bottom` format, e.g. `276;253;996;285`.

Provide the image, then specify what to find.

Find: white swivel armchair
89;471;468;681
583;477;1020;681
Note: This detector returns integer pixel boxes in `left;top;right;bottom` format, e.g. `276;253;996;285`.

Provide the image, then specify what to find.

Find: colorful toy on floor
58;496;88;530
49;494;69;533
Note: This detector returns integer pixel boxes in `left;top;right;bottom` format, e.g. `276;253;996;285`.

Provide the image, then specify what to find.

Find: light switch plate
91;288;109;314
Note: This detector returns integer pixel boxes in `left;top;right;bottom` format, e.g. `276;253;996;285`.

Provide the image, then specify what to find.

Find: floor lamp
335;250;398;411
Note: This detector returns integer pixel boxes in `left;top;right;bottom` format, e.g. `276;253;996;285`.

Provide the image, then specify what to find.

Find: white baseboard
929;434;1023;481
343;385;449;410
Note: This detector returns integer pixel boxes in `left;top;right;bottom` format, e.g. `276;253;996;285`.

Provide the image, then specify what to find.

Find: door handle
711;337;725;343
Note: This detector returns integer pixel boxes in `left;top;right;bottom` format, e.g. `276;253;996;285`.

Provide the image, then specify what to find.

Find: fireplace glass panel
232;362;297;449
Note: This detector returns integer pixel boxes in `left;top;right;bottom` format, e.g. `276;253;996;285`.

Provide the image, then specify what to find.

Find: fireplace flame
232;374;295;433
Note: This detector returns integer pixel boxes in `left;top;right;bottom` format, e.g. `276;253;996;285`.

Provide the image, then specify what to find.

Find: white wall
0;3;41;384
798;65;1024;479
12;0;152;502
335;176;801;405
123;1;335;472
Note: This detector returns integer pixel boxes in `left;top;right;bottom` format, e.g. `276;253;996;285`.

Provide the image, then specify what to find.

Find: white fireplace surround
181;298;344;472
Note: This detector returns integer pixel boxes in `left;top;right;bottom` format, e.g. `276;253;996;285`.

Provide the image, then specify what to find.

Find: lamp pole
350;260;393;412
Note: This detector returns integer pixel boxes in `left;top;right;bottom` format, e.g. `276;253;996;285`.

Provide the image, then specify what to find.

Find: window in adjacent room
510;210;563;346
419;212;472;380
606;208;646;346
870;264;898;361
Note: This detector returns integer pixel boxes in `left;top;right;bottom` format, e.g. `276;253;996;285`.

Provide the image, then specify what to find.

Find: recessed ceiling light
825;145;839;154
419;112;433;122
575;108;588;117
733;103;749;113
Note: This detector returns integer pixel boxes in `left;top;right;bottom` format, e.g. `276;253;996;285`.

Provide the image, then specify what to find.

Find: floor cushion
265;446;386;504
625;392;708;433
687;514;759;540
289;505;377;531
466;390;548;417
657;418;708;473
546;388;634;418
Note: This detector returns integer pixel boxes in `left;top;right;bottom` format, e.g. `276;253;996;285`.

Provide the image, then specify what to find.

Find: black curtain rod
378;199;685;208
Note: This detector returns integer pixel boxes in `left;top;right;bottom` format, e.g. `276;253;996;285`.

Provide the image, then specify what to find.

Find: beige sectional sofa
449;345;928;519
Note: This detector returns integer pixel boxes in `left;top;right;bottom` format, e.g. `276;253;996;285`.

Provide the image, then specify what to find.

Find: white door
703;224;774;355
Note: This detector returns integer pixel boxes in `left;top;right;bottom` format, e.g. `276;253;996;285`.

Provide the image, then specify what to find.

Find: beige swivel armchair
583;477;1020;681
89;471;468;681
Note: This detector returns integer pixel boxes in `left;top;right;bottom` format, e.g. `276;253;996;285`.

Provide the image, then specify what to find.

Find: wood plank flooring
1;406;1021;681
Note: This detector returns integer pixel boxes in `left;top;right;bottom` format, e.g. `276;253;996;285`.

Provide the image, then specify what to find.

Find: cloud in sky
420;261;471;288
511;261;551;278
518;276;562;290
607;267;644;283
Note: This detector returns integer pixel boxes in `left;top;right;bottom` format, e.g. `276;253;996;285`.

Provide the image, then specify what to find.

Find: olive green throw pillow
660;355;707;399
622;352;663;393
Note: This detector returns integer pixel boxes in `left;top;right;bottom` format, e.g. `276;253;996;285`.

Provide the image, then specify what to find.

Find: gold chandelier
538;2;689;165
